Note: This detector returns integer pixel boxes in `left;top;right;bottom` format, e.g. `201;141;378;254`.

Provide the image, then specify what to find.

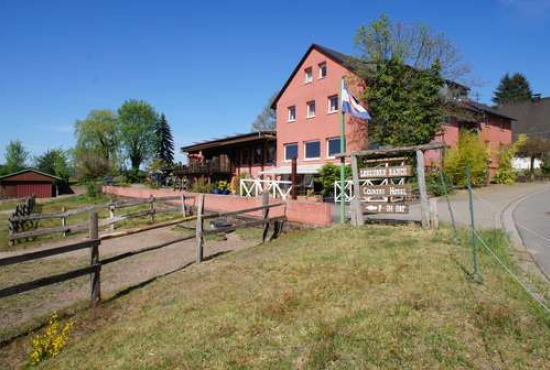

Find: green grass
0;195;182;252
2;225;550;369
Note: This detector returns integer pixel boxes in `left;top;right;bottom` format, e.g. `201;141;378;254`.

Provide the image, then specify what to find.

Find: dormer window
318;62;327;79
304;67;313;83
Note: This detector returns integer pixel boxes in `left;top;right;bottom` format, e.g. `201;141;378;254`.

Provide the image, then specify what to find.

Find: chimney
532;94;542;104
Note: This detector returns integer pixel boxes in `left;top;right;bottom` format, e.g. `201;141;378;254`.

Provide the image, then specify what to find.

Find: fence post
89;211;101;306
180;193;187;218
291;157;297;200
466;165;482;282
350;154;364;226
149;195;155;223
261;190;270;242
416;150;430;229
61;206;67;237
195;194;205;263
109;204;116;232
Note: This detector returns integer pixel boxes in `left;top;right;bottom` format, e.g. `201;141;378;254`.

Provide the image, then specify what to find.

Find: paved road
513;187;550;280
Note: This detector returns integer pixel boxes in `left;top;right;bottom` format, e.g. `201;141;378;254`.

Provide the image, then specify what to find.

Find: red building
180;44;514;190
0;169;60;199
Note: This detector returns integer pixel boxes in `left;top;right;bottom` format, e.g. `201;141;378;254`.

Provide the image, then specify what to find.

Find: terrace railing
240;179;293;200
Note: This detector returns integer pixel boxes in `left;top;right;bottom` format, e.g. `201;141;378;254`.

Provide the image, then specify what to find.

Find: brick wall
102;186;333;227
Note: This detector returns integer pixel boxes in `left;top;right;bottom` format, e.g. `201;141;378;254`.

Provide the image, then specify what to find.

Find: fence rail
7;195;190;244
240;179;293;200
0;191;286;308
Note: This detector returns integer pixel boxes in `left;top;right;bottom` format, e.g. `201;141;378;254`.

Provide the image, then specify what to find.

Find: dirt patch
0;225;258;338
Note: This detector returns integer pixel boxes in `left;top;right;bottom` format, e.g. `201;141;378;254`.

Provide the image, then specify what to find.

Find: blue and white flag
341;80;371;120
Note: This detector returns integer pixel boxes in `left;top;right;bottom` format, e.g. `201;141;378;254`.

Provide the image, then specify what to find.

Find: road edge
500;188;550;286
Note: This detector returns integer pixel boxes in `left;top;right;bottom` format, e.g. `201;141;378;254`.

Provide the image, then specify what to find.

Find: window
240;148;250;165
328;95;338;113
327;138;341;158
304;67;313;83
288;106;296;122
304;141;321;160
284;143;298;161
318;62;327;78
306;101;316;118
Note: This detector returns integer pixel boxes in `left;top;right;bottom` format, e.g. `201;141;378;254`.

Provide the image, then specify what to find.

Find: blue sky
1;0;549;163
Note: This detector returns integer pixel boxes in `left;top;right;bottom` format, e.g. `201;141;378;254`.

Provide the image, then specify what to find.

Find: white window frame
306;100;316;118
304;140;321;161
284;143;298;162
328;95;339;113
326;137;340;159
287;106;296;122
318;62;327;79
304;67;313;84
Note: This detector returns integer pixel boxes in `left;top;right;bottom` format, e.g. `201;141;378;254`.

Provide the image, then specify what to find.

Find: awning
260;163;326;175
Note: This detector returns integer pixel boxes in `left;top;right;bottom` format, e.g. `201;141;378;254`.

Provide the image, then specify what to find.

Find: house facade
180;44;514;191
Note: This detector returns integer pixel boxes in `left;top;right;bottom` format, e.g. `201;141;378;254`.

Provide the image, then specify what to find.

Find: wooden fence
0;192;286;306
7;195;190;245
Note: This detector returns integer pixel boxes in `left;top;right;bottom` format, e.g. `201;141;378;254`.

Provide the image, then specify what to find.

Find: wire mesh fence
435;165;550;317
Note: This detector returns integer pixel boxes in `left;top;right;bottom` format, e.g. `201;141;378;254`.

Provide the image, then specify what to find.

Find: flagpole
339;77;346;224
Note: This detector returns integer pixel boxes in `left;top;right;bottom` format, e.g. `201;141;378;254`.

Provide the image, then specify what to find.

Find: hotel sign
359;184;411;198
359;165;412;179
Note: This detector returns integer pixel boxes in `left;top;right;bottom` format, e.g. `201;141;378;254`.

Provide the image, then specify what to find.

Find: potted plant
217;180;229;195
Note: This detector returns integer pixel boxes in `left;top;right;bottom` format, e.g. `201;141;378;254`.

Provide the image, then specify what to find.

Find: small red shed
0;169;60;199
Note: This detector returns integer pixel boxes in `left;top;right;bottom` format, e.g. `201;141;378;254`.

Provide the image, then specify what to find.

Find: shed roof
0;169;61;182
181;131;276;153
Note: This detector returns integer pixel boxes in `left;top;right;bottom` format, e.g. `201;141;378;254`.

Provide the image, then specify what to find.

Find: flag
341;80;371;120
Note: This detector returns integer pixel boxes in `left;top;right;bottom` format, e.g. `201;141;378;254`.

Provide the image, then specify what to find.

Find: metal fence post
466;165;482;282
61;206;67;237
89;211;101;306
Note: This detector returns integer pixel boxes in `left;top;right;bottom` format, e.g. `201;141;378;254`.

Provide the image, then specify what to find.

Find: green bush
444;131;489;187
84;180;102;198
493;135;526;184
426;171;453;196
540;160;550;176
191;178;214;194
316;163;352;197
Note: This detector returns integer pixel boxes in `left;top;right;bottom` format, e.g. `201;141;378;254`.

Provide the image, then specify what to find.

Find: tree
4;140;29;173
34;148;71;181
251;93;277;131
492;73;533;105
444;131;489;187
363;56;445;146
155;113;175;165
117;100;159;173
74;109;119;163
516;135;550;180
354;14;470;81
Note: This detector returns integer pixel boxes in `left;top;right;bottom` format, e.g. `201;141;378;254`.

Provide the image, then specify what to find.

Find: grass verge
1;225;550;369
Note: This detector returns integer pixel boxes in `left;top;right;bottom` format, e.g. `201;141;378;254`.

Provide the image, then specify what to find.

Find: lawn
0;194;182;252
1;225;550;369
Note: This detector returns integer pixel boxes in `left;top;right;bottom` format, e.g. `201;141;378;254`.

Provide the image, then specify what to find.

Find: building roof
0;168;61;182
497;97;550;139
461;100;516;121
181;130;276;153
271;43;470;110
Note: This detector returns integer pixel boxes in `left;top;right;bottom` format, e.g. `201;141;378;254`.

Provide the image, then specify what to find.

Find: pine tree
156;113;175;165
492;73;533;105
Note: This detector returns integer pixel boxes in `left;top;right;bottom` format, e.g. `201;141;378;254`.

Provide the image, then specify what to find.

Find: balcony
179;158;232;175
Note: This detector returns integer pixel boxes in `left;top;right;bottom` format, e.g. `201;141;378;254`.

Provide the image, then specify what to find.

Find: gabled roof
181;130;276;153
271;44;371;110
0;168;61;182
271;43;470;110
498;97;550;139
462;100;516;121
